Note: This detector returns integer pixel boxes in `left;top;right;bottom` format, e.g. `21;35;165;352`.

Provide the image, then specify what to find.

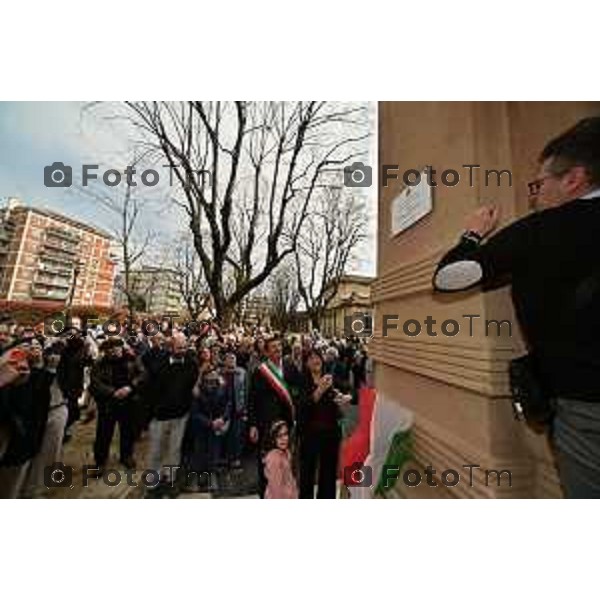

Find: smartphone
7;348;28;364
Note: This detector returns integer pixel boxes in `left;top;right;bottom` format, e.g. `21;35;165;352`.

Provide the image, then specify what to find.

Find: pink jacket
264;449;298;499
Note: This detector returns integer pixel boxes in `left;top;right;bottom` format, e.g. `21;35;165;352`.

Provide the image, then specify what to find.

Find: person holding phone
297;348;350;499
0;346;36;498
21;342;68;498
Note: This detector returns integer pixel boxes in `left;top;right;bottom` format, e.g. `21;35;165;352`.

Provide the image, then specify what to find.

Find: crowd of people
0;317;371;499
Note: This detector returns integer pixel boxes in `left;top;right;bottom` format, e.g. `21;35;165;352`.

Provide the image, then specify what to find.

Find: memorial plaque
390;173;432;236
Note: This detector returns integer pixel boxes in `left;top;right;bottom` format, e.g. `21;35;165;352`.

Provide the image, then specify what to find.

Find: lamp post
66;262;82;316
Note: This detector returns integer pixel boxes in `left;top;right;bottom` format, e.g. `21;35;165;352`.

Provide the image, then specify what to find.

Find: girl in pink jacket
263;420;298;499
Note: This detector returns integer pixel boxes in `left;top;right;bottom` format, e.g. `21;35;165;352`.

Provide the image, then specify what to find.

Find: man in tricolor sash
248;337;295;497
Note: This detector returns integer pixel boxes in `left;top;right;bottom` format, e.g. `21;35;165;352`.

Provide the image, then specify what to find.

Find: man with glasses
433;117;600;498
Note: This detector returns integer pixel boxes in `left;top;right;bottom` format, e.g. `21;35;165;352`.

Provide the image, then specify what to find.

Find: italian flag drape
340;388;414;499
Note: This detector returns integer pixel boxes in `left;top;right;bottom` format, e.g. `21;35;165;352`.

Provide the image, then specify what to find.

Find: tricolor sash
259;360;294;417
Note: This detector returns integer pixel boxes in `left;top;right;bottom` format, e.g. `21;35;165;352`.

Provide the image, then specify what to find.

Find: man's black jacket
433;195;600;401
89;355;146;405
247;363;294;442
152;354;199;421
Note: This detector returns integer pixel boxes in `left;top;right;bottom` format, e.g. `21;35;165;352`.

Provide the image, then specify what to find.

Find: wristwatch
462;230;483;244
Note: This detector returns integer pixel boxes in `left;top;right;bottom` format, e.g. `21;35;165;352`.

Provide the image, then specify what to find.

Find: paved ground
41;415;259;500
40;404;359;499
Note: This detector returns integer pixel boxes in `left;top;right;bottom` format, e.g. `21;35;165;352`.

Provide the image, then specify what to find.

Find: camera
44;462;73;488
343;161;372;188
343;462;372;487
44;162;73;187
344;312;373;338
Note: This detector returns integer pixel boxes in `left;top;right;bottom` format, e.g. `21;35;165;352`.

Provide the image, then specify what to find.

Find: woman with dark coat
185;368;232;490
297;349;351;499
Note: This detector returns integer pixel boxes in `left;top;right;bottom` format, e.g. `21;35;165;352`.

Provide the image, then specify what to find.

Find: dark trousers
94;401;135;466
257;448;267;499
65;393;81;428
227;415;246;464
132;398;152;440
299;429;340;499
552;398;600;498
256;423;274;498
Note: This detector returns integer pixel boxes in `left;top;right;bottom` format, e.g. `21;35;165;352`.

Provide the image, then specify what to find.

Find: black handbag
509;354;553;426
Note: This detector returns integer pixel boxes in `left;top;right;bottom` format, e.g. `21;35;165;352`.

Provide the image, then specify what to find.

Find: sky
0;101;377;276
0;102;177;245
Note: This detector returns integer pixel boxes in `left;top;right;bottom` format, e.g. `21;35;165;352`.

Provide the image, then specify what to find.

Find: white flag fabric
348;392;414;499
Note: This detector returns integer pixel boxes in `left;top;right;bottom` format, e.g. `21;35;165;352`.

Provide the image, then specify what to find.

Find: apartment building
114;267;184;315
0;198;116;307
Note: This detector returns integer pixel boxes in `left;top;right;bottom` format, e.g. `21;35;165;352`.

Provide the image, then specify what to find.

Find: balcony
43;238;78;255
37;262;72;278
42;254;76;266
46;227;81;243
31;285;69;300
0;220;16;233
40;247;77;264
34;276;71;290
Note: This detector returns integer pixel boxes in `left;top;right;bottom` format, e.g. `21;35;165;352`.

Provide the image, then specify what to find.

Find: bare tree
77;175;155;318
112;182;155;318
124;101;368;325
171;236;212;320
268;260;301;332
295;184;367;330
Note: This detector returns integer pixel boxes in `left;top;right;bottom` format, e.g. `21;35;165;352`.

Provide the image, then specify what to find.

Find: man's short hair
540;116;600;185
265;336;280;351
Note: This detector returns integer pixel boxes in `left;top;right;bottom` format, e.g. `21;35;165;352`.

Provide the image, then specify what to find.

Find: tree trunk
217;303;234;329
310;311;321;332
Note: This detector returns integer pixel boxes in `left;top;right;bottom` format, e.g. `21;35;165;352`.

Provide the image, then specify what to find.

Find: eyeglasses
528;166;573;197
527;178;544;197
527;174;557;197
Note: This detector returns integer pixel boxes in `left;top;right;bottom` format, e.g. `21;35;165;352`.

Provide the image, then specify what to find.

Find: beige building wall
322;275;373;337
374;102;600;498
